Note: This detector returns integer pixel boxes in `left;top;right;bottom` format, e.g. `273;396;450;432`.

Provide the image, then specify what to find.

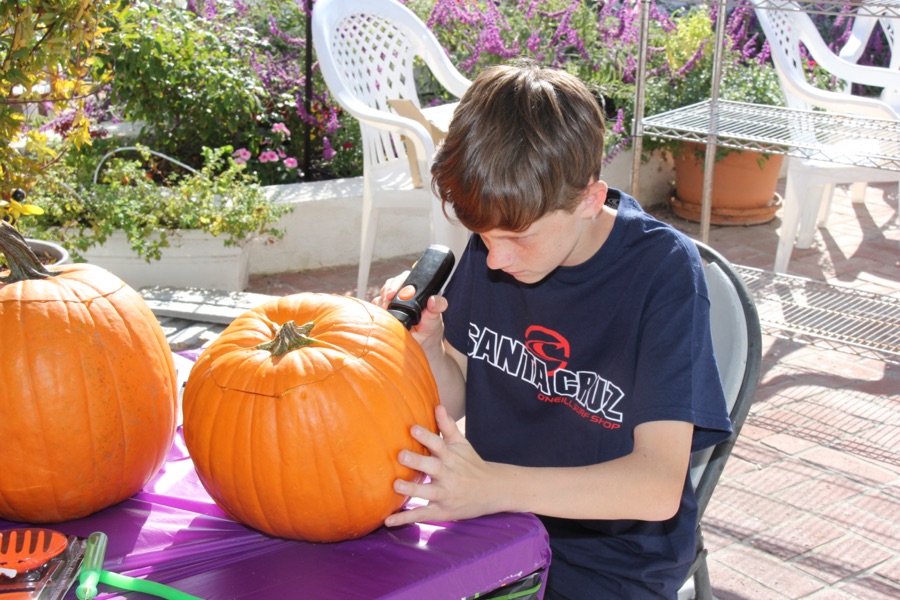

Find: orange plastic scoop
0;529;69;575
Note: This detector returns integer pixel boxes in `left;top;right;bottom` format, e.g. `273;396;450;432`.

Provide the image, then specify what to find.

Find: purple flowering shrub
401;1;790;161
404;0;644;161
68;0;876;185
183;0;362;183
205;0;362;182
406;1;873;164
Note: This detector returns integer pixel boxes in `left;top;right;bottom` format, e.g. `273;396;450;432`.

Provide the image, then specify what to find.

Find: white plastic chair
311;0;471;298
837;6;899;206
751;0;900;273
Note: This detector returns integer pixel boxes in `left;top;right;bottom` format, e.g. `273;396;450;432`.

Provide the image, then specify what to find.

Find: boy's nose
485;246;513;271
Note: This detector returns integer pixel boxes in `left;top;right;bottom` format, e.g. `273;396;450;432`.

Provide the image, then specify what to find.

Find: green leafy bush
57;0;362;185
100;1;267;171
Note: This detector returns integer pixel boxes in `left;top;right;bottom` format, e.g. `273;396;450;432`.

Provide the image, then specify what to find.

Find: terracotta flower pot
670;142;783;225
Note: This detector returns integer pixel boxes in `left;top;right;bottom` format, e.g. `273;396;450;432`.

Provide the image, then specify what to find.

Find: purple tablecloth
3;428;550;599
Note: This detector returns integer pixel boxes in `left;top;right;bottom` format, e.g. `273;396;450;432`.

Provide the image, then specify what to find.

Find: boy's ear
579;179;608;219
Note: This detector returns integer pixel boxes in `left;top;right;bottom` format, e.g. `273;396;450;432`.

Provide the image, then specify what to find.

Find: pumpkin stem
0;220;57;283
257;321;319;356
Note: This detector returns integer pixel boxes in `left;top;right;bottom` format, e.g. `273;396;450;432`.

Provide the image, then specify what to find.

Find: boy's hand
372;272;448;351
371;271;410;311
385;405;504;527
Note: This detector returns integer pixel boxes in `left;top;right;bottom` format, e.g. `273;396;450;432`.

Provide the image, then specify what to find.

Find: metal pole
630;0;651;199
701;0;730;244
303;0;314;180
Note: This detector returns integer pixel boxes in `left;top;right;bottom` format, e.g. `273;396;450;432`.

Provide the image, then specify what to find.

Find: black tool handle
387;244;456;329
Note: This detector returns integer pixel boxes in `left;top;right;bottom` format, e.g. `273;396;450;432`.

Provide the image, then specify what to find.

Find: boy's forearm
485;421;693;522
491;459;681;522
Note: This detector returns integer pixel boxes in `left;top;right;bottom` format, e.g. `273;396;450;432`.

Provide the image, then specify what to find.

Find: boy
374;60;732;599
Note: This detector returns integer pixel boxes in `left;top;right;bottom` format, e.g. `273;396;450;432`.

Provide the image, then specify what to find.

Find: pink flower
272;123;291;136
259;150;280;163
283;157;298;168
233;147;252;161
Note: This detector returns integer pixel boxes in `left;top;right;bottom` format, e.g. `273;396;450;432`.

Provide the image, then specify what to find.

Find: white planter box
248;177;430;276
84;230;250;292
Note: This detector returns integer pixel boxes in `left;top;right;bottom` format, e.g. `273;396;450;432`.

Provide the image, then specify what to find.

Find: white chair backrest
839;7;899;107
840;15;897;68
312;0;470;172
690;261;749;489
751;0;900;120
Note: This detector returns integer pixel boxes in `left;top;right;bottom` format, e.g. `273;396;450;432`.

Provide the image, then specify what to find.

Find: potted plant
642;2;787;224
22;145;293;291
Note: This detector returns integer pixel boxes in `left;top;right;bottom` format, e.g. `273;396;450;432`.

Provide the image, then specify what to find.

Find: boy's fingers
434;405;465;444
372;270;410;307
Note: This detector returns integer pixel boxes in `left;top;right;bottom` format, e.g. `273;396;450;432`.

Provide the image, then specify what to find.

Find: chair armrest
361;110;438;164
799;21;900;93
782;71;899;120
422;49;472;99
810;49;900;94
335;92;438;167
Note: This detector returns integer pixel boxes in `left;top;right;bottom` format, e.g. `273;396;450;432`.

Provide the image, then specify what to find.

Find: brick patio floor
247;182;900;599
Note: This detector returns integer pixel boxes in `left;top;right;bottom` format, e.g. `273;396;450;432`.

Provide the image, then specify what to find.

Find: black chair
678;241;763;599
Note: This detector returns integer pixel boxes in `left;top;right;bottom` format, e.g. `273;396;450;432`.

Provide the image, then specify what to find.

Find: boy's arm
385;409;693;526
428;333;467;421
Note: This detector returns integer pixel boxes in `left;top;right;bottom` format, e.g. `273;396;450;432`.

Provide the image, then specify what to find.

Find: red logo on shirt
524;326;570;375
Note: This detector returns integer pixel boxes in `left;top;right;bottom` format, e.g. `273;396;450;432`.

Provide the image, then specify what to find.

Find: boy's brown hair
431;59;606;233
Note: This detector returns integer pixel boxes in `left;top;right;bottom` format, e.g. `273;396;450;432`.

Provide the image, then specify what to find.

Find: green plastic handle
76;530;202;600
76;532;108;600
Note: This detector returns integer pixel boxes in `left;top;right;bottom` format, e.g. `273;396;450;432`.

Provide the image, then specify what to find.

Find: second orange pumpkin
182;293;440;542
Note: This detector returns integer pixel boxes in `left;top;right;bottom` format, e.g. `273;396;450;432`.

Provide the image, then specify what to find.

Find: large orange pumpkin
182;293;439;542
0;222;177;523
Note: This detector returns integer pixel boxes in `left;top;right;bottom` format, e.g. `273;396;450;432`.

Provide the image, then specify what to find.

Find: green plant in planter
642;4;785;161
22;145;293;261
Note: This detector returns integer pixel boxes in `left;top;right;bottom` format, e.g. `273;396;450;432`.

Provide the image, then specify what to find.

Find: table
2;394;550;599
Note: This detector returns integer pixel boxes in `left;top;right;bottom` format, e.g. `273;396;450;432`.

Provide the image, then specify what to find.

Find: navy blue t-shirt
442;190;732;599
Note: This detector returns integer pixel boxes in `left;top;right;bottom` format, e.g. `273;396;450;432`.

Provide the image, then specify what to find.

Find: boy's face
478;201;602;285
